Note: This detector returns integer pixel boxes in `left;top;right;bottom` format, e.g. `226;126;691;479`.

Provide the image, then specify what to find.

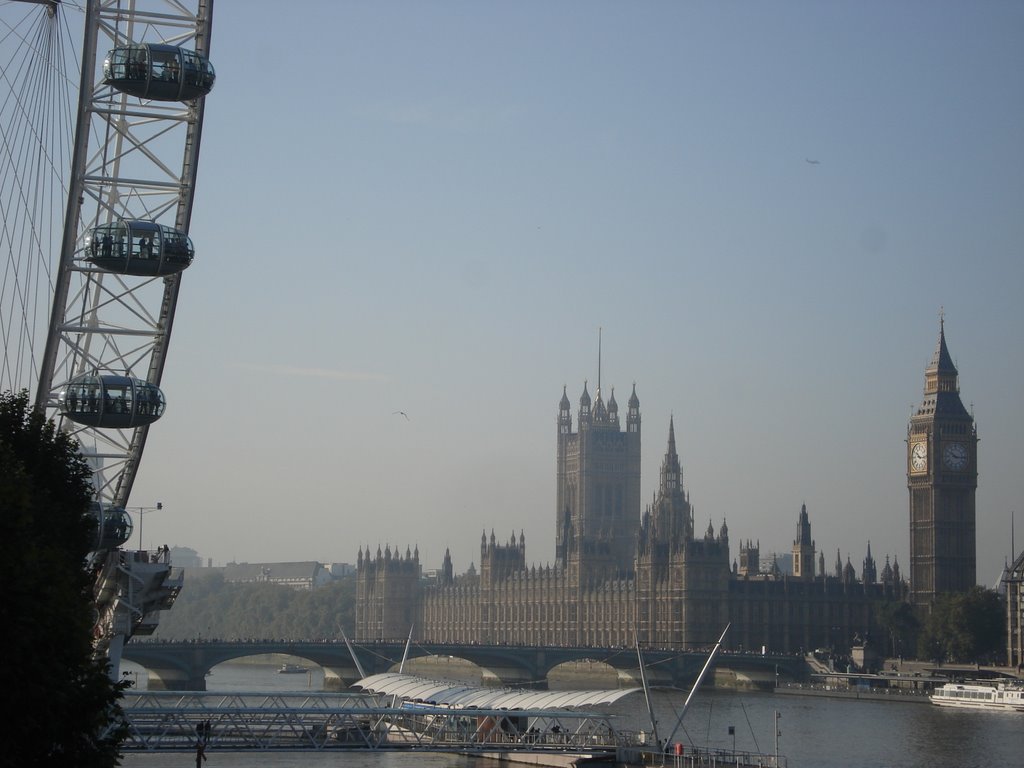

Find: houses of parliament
355;322;978;654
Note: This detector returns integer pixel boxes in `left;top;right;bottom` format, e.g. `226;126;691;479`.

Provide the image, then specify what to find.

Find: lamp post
130;502;163;550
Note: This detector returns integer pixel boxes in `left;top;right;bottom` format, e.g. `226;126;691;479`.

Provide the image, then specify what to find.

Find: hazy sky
114;1;1023;583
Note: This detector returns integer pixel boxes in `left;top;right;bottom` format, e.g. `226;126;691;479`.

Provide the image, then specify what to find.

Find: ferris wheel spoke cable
1;2;78;394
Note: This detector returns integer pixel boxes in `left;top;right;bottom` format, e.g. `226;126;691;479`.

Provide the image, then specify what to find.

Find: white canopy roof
353;672;641;711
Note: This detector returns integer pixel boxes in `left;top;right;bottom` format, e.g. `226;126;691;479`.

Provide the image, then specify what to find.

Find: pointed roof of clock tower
926;314;958;385
917;314;970;419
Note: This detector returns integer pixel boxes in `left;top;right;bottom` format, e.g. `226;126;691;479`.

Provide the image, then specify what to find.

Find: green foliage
0;390;129;766
873;598;919;658
917;586;1004;663
152;570;356;640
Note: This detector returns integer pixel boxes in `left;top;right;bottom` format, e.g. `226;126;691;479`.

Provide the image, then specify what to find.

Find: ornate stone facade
556;382;642;581
356;380;907;653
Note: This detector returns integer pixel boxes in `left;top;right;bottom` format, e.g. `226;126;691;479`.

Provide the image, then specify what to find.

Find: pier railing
120;691;618;754
617;736;787;768
121;691;787;766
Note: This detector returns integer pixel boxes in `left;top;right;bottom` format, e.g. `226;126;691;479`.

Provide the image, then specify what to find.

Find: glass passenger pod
89;502;134;550
103;44;215;101
86;220;194;276
58;374;166;429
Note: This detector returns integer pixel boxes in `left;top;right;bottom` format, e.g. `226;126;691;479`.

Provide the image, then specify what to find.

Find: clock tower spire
907;315;978;609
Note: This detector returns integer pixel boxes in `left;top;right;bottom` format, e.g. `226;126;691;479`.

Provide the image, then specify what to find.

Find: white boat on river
930;681;1024;712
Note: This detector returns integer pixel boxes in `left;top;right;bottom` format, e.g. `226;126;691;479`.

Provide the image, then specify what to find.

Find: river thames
119;662;1022;768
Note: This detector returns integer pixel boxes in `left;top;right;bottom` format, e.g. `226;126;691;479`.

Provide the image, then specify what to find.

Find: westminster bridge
121;639;809;691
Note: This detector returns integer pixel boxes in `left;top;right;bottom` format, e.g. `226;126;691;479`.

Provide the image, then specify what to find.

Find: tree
917;586;1004;664
0;390;128;766
152;570;356;641
874;599;919;659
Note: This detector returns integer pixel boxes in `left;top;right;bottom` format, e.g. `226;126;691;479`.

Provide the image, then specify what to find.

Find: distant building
356;376;906;653
767;552;793;577
1005;549;1024;669
908;319;978;608
224;561;330;591
169;545;202;568
328;562;356;578
737;539;760;578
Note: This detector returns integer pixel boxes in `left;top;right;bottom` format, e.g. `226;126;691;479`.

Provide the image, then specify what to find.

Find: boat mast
340;629;367;679
635;635;661;752
775;710;782;764
665;623;730;747
398;625;414;673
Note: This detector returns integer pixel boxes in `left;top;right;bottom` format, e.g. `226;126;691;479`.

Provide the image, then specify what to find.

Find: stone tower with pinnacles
907;317;978;609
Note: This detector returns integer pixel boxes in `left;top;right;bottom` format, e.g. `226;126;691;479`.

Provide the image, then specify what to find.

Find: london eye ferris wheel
1;0;215;666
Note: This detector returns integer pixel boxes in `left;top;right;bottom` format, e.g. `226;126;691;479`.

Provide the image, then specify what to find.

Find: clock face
911;442;927;472
942;442;968;471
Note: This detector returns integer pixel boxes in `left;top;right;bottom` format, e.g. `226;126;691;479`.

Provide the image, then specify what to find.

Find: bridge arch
121;640;809;692
123;641;367;691
548;659;624;688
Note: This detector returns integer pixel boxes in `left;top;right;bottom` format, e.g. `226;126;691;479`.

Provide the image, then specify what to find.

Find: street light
129;502;163;550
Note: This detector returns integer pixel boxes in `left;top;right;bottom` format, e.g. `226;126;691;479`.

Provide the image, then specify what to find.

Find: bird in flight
805;158;821;165
393;411;409;420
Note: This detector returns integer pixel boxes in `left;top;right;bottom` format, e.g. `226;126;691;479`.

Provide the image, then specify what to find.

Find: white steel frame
35;0;213;509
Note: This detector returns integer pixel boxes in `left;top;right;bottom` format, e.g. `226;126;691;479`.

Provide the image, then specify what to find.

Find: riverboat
277;663;309;674
930;682;1024;712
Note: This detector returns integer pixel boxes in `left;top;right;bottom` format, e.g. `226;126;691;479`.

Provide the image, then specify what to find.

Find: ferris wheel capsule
59;374;166;429
85;220;194;276
103;44;215;101
89;502;134;550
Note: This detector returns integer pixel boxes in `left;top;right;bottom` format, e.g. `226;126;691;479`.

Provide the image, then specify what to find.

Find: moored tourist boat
930;681;1024;712
278;663;309;674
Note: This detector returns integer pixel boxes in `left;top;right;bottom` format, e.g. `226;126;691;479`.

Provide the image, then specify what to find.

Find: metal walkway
121;691;787;765
120;691;622;755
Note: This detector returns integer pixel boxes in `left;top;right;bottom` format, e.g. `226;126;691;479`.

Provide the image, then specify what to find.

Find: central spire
659;416;681;494
928;310;958;381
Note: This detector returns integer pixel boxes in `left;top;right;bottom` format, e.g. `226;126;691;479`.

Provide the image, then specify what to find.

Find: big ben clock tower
907;317;978;609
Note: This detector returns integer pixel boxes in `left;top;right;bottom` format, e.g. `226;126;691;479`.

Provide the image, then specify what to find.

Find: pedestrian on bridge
195;719;210;768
